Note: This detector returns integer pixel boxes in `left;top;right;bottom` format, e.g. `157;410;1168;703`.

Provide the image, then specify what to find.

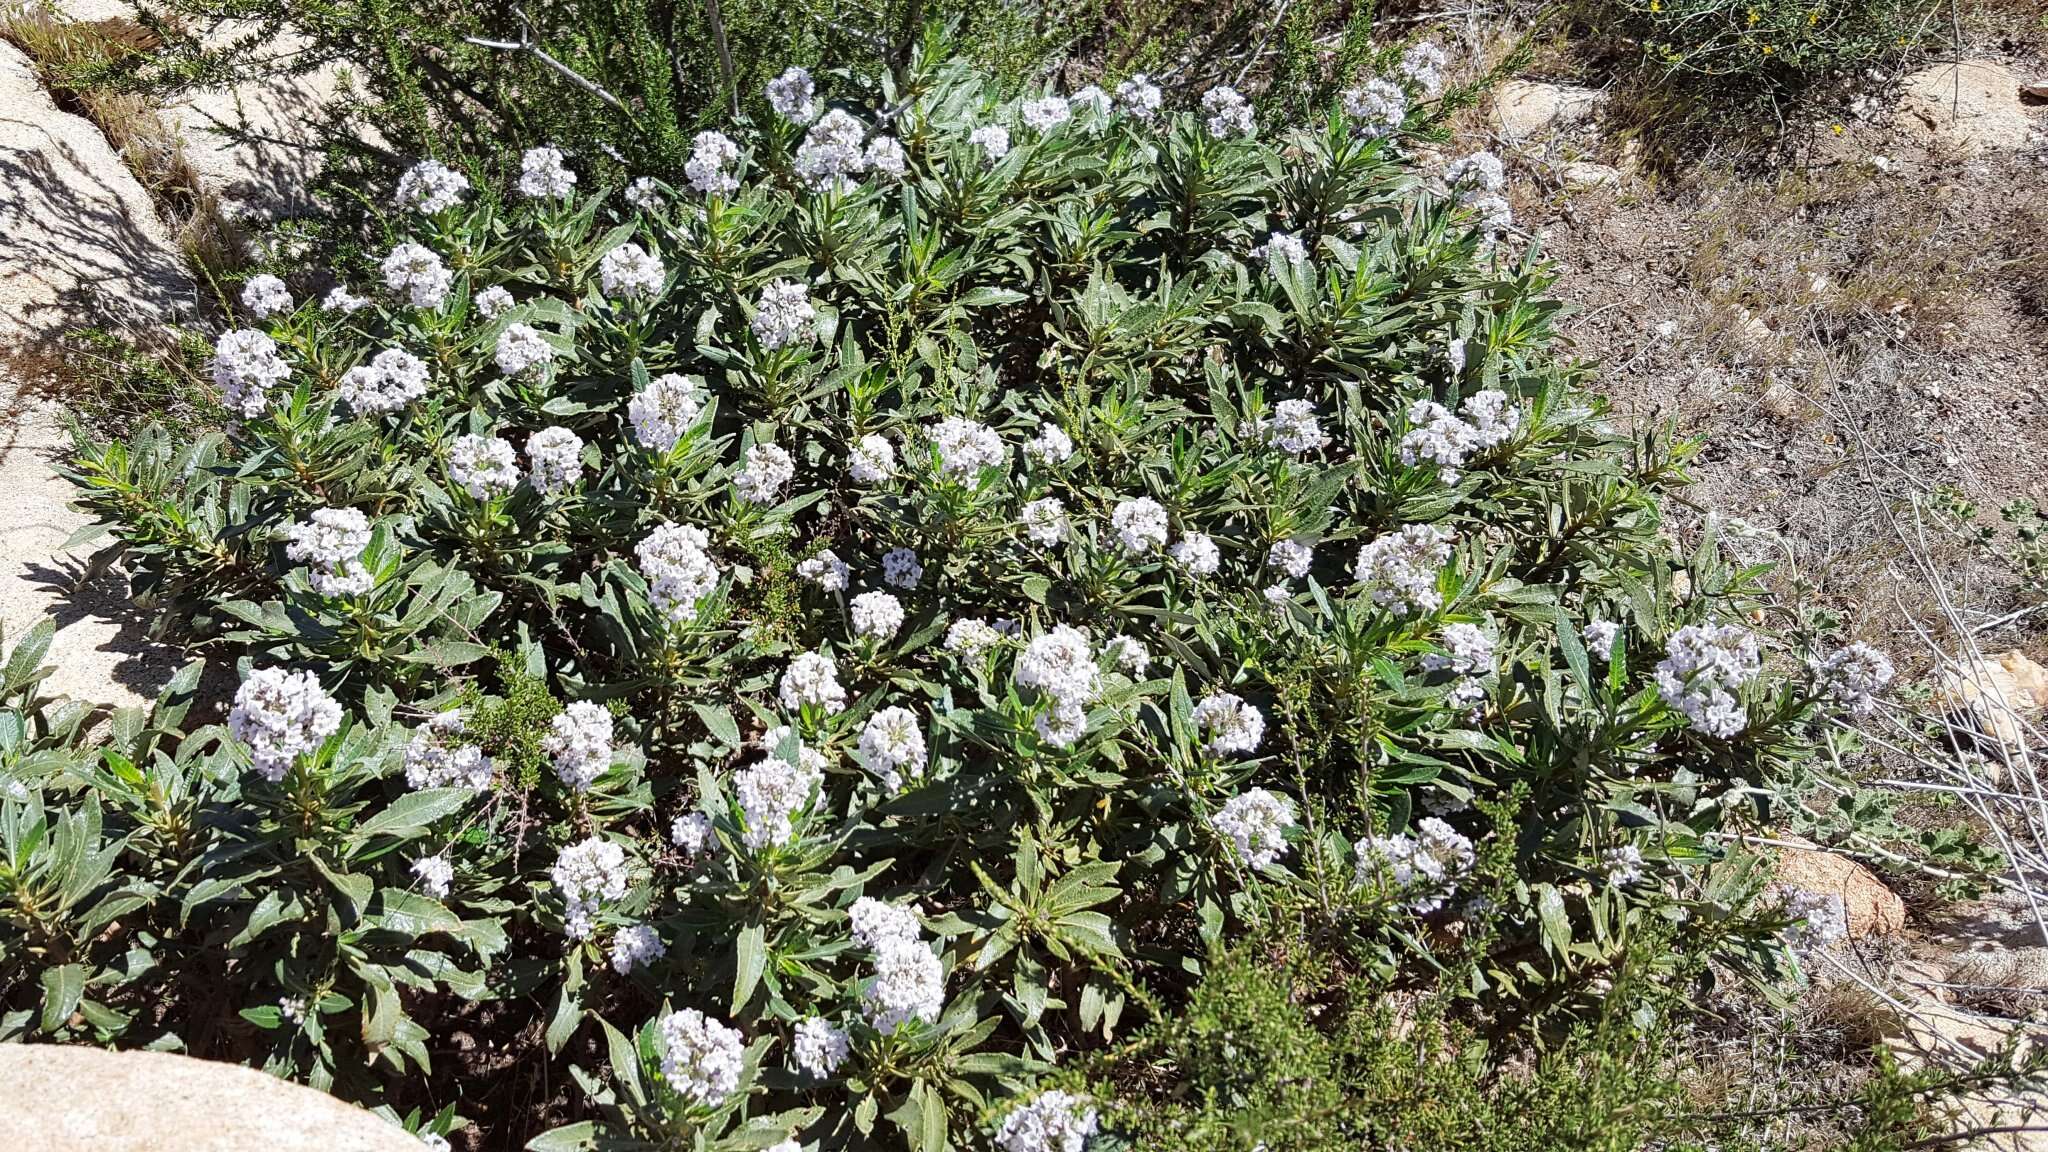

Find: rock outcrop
0;1045;425;1150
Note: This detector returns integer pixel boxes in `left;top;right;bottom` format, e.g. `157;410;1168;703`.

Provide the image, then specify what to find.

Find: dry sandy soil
1497;51;2048;660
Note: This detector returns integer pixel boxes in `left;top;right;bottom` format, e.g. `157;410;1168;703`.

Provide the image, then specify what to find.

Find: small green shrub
15;35;1898;1151
1575;0;1931;125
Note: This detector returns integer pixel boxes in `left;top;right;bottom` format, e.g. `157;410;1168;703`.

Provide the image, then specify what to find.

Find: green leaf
39;964;84;1033
352;789;473;842
732;922;766;1014
525;1122;598;1151
692;704;742;749
394;641;494;668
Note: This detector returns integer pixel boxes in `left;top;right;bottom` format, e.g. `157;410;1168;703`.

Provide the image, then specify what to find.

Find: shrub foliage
7;38;1878;1151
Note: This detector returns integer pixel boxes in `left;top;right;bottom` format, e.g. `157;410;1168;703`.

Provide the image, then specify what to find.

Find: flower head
752;279;816;350
610;923;666;974
766;66;818;124
517;145;577;198
598;242;666;303
213;329;291;418
1192;692;1265;756
636;523;720;623
448;434;521;499
1201;86;1255;139
543;701;615;792
381;242;451;310
229;668;342;782
1210;788;1295;869
526;426;585;496
629;373;705;453
685;131;741;196
494;323;556;376
241;274;292;318
850;590;905;639
859;706;925;791
552;836;629;939
395;159;469;214
1111;497;1168;554
996;1090;1100;1152
779;651;847;714
655;1009;744;1105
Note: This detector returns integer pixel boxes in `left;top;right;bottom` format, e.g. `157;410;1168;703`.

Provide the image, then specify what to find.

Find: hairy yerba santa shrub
24;33;1891;1151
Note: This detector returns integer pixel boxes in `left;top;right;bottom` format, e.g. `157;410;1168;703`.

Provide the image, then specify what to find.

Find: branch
464;7;627;114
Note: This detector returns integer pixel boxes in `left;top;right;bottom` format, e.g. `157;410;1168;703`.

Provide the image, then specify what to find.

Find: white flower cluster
1603;843;1644;886
1111;497;1168;554
1020;96;1071;133
1210;787;1295;868
1654;623;1760;738
447;433;521;499
865;135;907;178
859;706;925;791
213;329;291;418
1443;151;1512;237
850;896;921;950
1104;635;1149;676
881;548;922;589
1583;619;1622;661
636;523;720;623
337;347;430;415
735;750;822;851
850;590;904;639
543;701;615;792
1201;86;1255;139
598;242;666;303
1352;817;1475;914
474;284;514;319
1263;398;1329;454
798;549;849;591
1251;231;1309;268
624;176;663;212
672;811;715;856
795;109;869;190
1171;532;1221;576
241;274;292;319
1812;642;1894;715
1400;41;1448;95
685;130;740;196
1427;621;1496;712
1783;887;1849;954
395;159;469;214
525;426;585;496
946;618;1005;660
494;322;556;376
1398;389;1520;483
779;651;847;714
323;284;369;313
1020;497;1068;546
229;668;342;782
1115;74;1163;121
1342;78;1408;138
969;124;1011;162
517;145;577;199
1192;691;1265;756
381;242;452;310
766;66;818;124
1015;625;1102;747
735;442;795;505
1024;423;1073;464
830;434;888;486
995;1090;1100;1152
628;372;705;453
609;923;666;974
930;417;1006;478
411;854;453;898
552;835;629;939
1352;523;1456;616
858;902;944;1032
284;506;374;597
1267;540;1312;581
655;1008;744;1105
792;1016;850;1078
404;711;493;791
752;279;816;350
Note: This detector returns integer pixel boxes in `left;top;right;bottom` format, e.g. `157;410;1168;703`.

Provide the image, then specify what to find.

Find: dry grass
0;1;243;277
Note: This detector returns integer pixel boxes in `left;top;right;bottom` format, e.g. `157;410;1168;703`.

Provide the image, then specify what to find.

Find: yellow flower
1808;9;1819;23
1761;42;1774;53
1746;7;1759;24
1830;122;1844;134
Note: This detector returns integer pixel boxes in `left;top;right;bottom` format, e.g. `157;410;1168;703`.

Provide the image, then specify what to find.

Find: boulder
165;28;349;222
1559;160;1621;189
0;40;193;350
0;1045;424;1150
1894;60;2041;155
1493;80;1603;140
1933;650;2048;758
1775;846;1905;939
